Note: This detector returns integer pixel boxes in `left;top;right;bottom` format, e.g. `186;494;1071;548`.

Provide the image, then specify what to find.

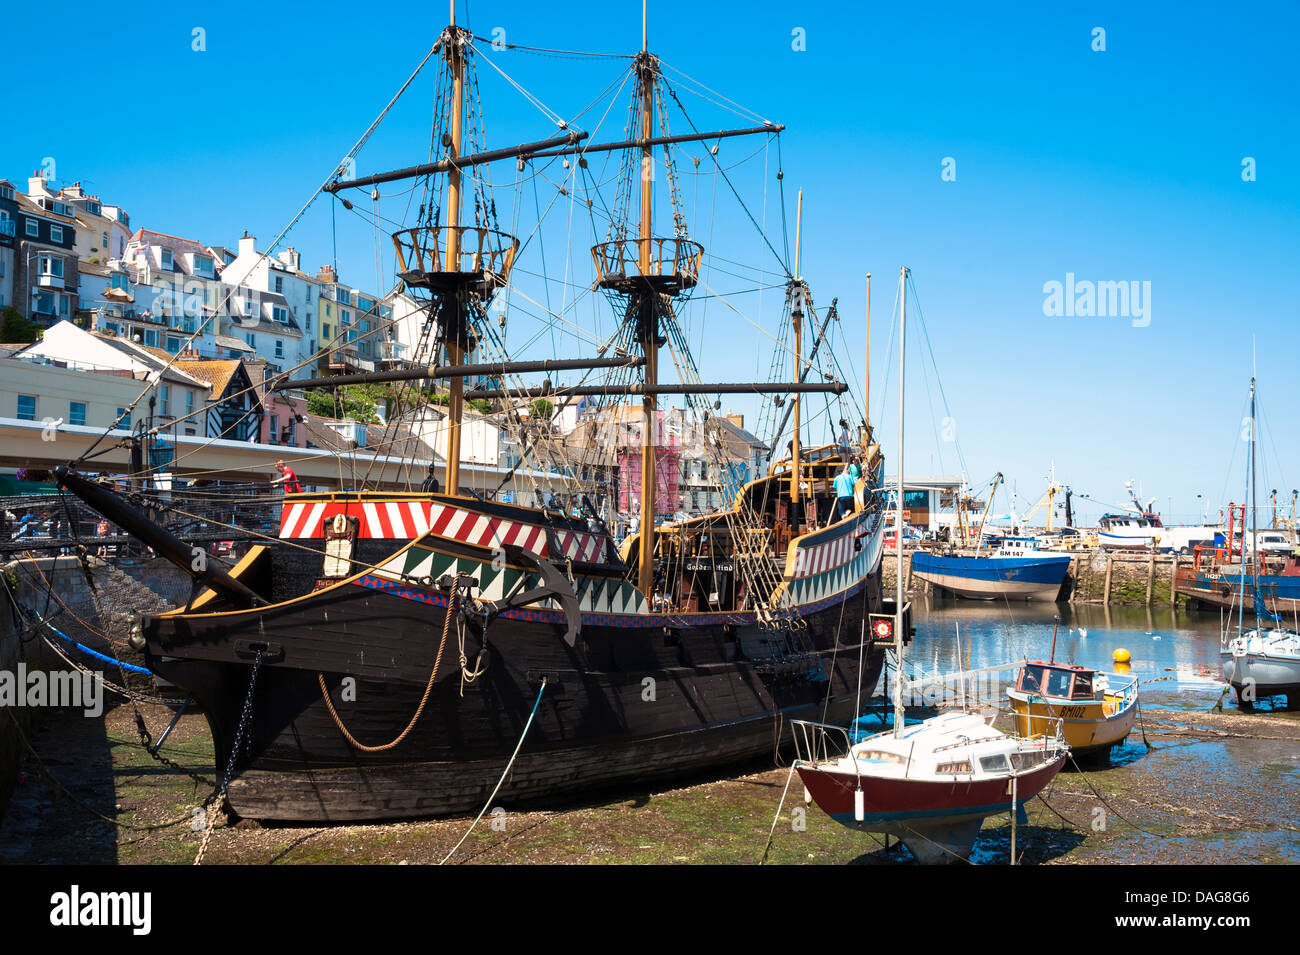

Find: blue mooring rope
44;622;154;676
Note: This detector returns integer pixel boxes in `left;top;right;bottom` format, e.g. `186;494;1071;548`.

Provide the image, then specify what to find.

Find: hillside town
0;170;767;529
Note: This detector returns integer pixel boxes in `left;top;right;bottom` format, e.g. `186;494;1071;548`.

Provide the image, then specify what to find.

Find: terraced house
12;174;80;327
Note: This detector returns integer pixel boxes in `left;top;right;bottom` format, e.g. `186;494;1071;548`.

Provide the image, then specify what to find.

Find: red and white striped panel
553;529;606;563
279;499;548;554
426;502;549;555
794;531;855;578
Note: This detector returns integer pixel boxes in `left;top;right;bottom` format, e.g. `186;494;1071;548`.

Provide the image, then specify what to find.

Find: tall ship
45;9;890;821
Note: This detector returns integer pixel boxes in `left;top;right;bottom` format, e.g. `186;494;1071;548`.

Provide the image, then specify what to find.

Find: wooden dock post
1067;555;1078;604
904;553;913;595
1102;556;1113;605
1145;555;1155;606
1170;555;1179;607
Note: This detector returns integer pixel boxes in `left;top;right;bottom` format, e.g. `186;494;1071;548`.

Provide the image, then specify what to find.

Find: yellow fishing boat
1007;660;1139;759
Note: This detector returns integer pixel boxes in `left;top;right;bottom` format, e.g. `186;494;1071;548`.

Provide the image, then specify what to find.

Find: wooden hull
146;505;888;821
1006;691;1136;756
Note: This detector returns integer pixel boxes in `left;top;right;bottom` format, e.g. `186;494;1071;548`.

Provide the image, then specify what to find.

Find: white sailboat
1220;377;1300;707
790;268;1068;863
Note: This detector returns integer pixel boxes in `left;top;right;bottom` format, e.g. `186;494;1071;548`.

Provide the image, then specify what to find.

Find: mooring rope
316;574;464;752
440;677;547;865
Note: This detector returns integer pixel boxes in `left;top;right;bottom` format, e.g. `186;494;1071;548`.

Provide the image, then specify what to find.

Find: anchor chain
194;648;263;865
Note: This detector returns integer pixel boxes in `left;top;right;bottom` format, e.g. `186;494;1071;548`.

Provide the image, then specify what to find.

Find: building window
160;249;173;269
185;390;194;416
244;333;255;347
25;218;38;237
38;255;64;278
274;275;284;293
111;272;128;290
101;231;109;249
274;339;284;359
69;401;86;426
269;414;279;444
116;408;128;426
50;224;63;243
16;395;36;421
193;255;213;275
322;323;332;340
166;336;181;353
33;292;56;314
143;329;159;347
272;306;288;323
244;299;257;317
59;295;69;318
325;303;331;317
158;385;170;415
88;201;101;215
0;184;12;200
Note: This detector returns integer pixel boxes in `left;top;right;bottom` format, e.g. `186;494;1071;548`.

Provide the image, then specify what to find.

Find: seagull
1078;628;1088;638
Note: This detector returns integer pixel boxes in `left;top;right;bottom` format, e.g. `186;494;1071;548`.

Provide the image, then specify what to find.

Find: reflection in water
903;599;1231;708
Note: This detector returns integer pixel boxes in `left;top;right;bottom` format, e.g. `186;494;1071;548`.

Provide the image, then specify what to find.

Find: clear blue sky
7;1;1297;526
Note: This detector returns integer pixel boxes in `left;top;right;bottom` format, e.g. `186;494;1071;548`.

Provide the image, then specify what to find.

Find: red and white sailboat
791;268;1068;864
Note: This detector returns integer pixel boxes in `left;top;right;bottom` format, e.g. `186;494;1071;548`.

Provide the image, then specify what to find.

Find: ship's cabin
1015;661;1100;701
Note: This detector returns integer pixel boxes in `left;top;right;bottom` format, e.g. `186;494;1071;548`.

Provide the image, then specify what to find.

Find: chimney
317;264;337;283
725;413;744;429
278;247;301;271
238;232;257;258
28;173;51;197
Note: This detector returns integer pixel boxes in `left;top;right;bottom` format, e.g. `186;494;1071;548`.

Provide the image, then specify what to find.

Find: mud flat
1;699;1297;865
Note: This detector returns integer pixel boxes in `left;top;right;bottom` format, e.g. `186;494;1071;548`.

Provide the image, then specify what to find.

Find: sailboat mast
1250;377;1259;600
636;14;658;597
790;191;803;513
444;0;467;494
863;271;870;434
894;265;907;738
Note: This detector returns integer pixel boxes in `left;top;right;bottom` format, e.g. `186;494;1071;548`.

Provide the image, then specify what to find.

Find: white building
13;321;211;438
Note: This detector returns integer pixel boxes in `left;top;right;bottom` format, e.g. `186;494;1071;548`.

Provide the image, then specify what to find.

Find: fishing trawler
911;472;1070;601
49;8;890;821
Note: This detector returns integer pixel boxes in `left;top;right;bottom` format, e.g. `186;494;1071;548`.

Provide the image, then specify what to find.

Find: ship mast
789;191;803;520
444;0;467;495
893;265;907;739
636;13;657;596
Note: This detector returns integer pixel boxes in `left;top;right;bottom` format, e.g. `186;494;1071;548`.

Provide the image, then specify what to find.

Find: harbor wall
882;551;1189;606
0;568;30;820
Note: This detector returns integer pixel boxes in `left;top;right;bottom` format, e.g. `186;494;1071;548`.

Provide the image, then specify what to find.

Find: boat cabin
1015;661;1099;701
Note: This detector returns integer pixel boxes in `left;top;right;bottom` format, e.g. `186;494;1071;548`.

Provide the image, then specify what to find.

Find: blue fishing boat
911;537;1070;602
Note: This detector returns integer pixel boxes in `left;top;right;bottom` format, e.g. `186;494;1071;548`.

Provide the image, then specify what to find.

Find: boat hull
146;507;889;821
794;756;1065;863
1220;652;1300;699
1176;569;1300;615
910;552;1070;602
1006;690;1136;756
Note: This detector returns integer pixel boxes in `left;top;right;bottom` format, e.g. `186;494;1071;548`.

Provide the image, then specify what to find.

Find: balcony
37;272;64;290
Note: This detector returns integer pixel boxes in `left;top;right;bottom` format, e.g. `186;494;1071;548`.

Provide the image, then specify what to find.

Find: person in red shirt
271;460;303;493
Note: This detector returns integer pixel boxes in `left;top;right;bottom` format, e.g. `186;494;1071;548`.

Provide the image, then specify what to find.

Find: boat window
1071;672;1093;699
1045;669;1074;697
855;750;906;765
1009;752;1040;772
936;760;972;774
1019;665;1046;693
979;754;1008;773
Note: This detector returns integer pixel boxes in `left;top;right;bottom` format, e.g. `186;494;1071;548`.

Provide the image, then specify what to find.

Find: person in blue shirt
832;464;855;523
